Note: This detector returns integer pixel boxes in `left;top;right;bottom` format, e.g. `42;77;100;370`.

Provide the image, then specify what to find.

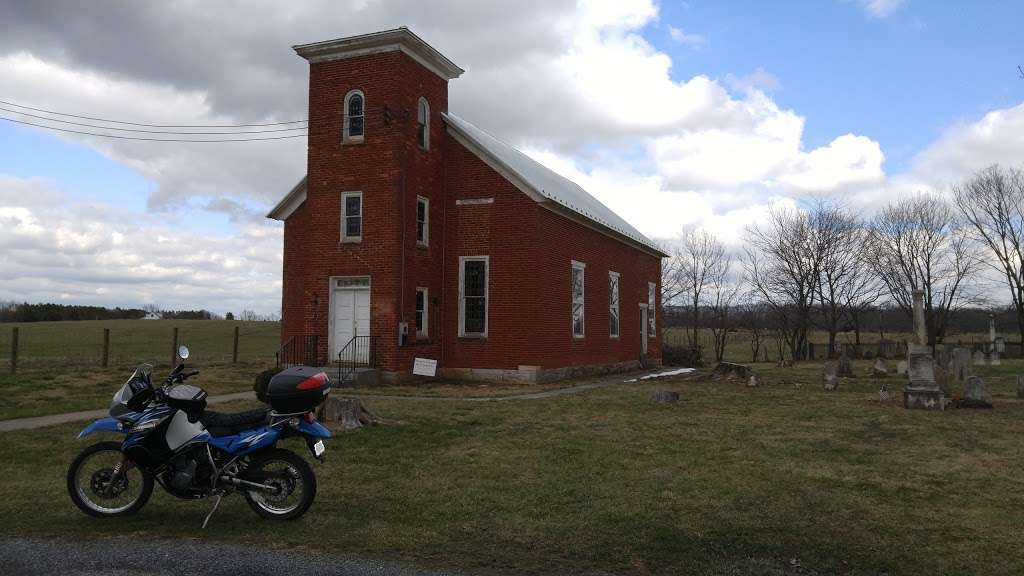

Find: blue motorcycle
67;345;332;526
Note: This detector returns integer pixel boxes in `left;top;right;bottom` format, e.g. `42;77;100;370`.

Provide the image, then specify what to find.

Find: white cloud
2;0;1017;314
855;0;906;18
909;102;1024;187
0;52;306;211
668;26;706;48
725;68;782;93
0;176;282;314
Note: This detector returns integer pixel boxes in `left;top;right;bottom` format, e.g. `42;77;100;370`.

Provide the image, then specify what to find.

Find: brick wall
281;50;447;371
440;139;662;370
281;48;662;376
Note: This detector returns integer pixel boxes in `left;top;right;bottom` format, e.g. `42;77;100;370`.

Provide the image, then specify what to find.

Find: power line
0;106;307;135
0;98;307;128
0;115;308;142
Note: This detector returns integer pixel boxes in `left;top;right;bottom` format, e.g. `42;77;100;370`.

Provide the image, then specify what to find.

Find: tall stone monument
904;290;944;410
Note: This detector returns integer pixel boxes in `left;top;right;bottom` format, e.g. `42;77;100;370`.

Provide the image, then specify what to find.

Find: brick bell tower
285;28;463;379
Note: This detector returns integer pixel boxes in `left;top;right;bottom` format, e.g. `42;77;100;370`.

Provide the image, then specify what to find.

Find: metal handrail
337;335;378;386
276;334;322;368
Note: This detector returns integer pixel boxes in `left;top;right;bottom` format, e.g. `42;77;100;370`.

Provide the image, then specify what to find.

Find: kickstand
202;494;223;529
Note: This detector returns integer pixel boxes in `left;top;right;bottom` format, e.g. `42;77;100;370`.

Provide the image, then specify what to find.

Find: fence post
10;327;18;375
171;327;179;366
101;328;110;368
232;326;239;364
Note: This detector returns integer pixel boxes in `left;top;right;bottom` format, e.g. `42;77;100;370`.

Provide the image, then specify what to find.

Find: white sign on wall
412;357;437;377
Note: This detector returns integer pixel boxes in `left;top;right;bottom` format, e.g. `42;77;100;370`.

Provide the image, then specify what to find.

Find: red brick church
269;28;665;382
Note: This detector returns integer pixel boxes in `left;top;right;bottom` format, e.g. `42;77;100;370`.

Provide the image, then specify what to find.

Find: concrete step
320;366;380;387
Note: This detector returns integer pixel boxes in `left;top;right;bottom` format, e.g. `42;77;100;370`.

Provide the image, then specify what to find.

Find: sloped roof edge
443;113;667;258
267;176;307;220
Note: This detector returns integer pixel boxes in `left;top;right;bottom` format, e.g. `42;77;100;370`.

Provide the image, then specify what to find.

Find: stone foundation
375;358;662;385
422;358;662;384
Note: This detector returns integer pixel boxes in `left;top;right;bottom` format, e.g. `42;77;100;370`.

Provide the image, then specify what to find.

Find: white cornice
293;28;463;81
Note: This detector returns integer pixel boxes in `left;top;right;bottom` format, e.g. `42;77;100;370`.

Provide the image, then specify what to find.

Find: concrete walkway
0;368;693;432
0;390;255;433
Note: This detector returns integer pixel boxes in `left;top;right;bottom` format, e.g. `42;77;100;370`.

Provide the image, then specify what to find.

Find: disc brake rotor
90;468;128;499
264;473;297;503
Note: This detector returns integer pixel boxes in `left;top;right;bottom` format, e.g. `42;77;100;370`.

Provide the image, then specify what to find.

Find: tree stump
317;397;381;432
650;390;680;404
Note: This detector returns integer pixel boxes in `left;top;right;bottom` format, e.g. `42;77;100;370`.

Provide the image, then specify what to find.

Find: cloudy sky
0;0;1022;315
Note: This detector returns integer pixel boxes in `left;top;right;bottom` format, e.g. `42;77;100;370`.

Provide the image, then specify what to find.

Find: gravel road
0;536;465;576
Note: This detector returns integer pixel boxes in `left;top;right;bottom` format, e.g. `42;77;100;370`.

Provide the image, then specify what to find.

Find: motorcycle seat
200;408;272;437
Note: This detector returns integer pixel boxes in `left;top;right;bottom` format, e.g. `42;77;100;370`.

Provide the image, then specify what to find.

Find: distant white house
142;312;162;320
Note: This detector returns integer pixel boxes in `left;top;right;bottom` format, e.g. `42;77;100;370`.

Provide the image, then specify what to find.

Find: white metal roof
443;113;665;256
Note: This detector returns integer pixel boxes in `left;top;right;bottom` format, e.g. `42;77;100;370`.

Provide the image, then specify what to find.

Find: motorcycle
67;345;332;527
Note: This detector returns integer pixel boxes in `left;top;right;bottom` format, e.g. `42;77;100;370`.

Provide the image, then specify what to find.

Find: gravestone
934;345;950;370
712;362;753;381
904;290;944;410
990;351;1001;366
934;362;952;396
823;361;839;391
747;374;760;388
951;348;972;382
961;376;993;409
651;390;680;404
837;352;854;377
896;360;908;376
872;358;889;377
973;350;987;366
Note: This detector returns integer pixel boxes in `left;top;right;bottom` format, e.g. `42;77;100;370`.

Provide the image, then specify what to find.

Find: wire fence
1;320;281;373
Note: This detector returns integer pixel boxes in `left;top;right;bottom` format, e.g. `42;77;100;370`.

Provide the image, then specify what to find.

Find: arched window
343;90;364;142
416;97;429;150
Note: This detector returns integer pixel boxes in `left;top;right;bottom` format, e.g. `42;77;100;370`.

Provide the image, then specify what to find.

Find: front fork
103;457;135;496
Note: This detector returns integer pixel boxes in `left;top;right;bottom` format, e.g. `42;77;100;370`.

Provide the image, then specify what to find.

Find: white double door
331;285;370;362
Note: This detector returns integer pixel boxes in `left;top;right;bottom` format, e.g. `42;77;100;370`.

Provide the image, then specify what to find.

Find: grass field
0;319;280;369
0;319;279;420
2;360;1023;575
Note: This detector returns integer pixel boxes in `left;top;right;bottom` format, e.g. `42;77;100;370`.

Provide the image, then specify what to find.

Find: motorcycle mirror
178;345;190;360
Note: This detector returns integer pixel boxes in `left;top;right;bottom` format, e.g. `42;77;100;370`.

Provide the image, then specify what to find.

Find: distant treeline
664;304;1020;339
0;302;219;323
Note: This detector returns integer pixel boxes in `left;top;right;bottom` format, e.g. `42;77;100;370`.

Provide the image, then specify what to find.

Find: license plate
313;440;325;457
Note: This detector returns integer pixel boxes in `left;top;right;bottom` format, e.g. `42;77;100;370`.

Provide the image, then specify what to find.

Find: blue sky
0;0;1022;313
652;0;1023;172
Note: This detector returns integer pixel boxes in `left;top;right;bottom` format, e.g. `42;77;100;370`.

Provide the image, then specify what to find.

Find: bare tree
841;261;885;348
737;299;769;363
953;165;1024;352
864;194;978;346
811;203;863;357
706;252;738;363
745;206;821;361
670;229;729;348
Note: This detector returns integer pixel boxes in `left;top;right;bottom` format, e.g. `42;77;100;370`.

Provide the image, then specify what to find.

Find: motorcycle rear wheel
243;448;317;521
67;441;153;518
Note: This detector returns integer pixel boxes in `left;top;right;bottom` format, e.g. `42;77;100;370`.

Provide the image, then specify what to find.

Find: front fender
297;419;332;439
77;417;125;439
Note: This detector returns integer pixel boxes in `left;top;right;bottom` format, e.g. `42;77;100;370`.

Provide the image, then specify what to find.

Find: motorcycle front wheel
243;448;317;521
67;441;153;518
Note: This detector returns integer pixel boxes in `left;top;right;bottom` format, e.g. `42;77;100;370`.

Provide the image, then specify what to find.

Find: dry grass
2;360;1024;575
